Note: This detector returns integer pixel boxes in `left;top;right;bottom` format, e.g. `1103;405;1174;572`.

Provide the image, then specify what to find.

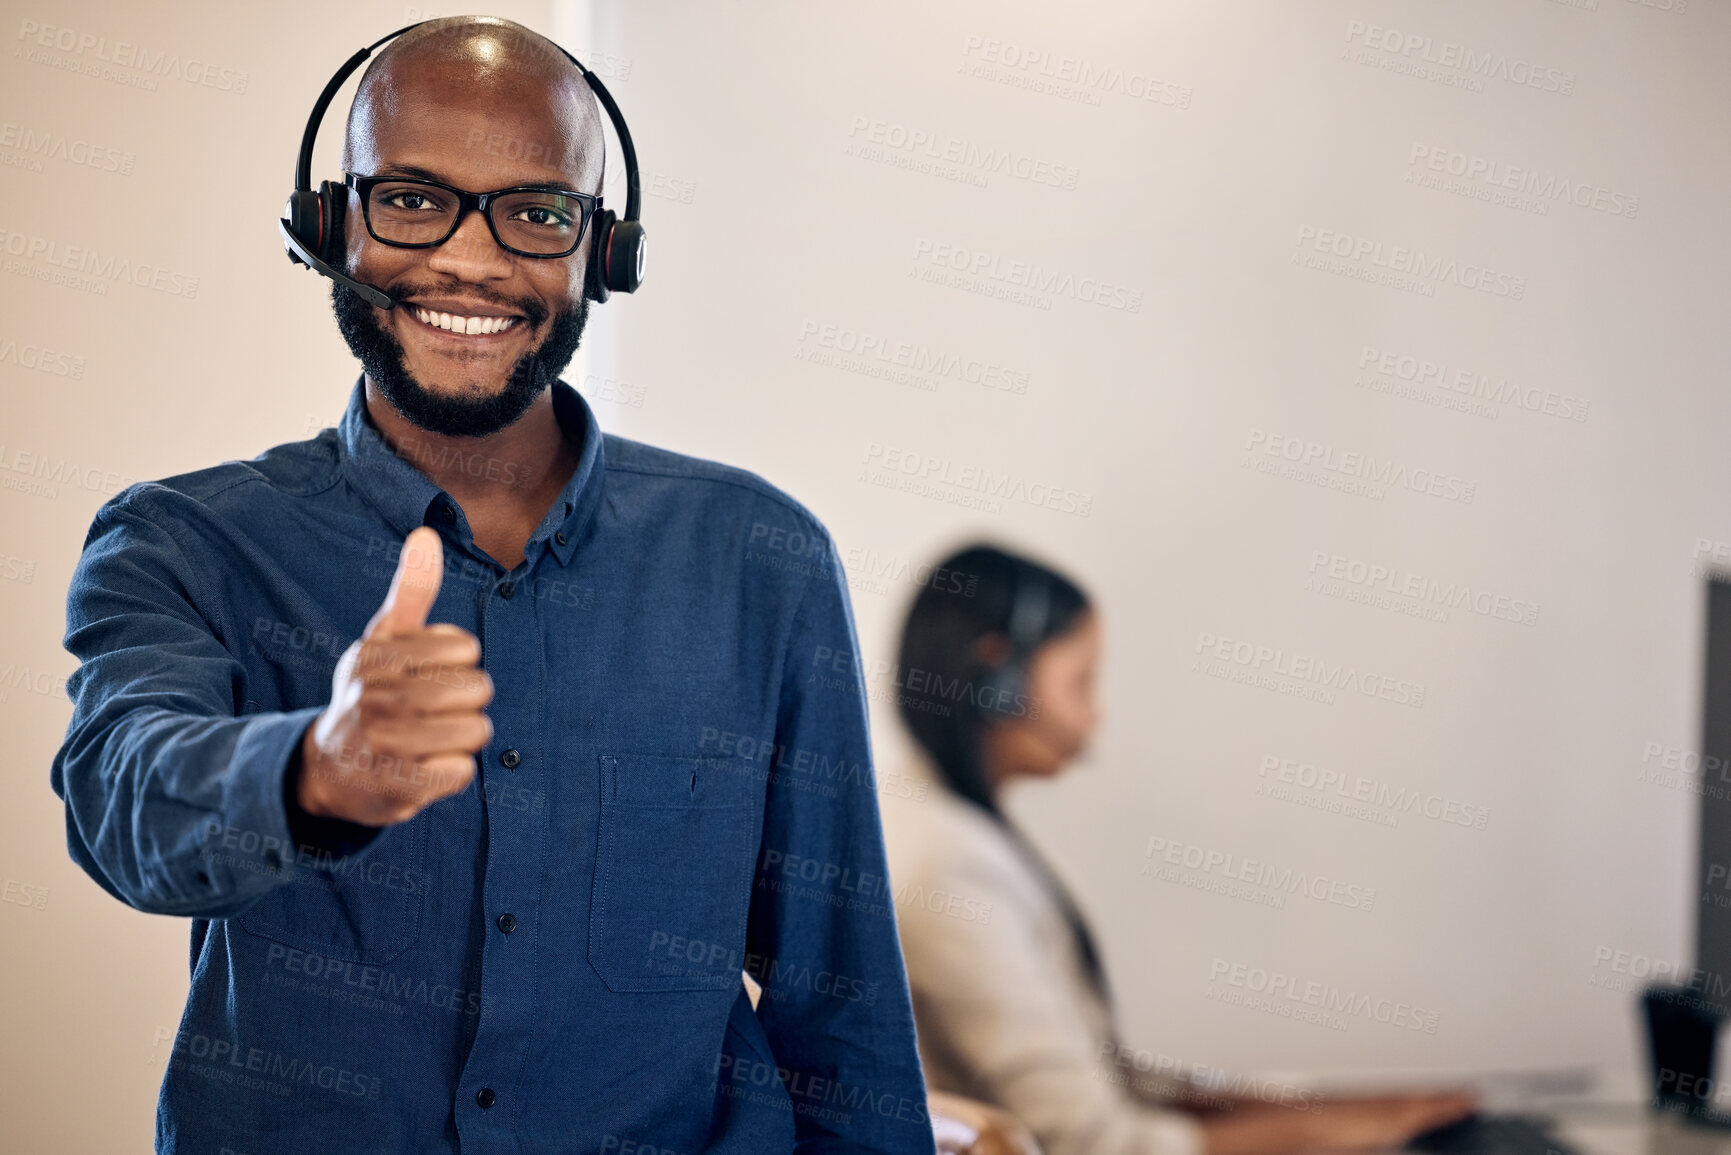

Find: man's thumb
365;526;444;638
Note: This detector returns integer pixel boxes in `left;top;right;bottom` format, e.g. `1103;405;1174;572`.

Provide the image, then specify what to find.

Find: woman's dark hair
894;543;1112;1004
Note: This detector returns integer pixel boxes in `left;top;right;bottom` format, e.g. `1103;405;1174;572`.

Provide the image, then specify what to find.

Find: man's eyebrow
372;162;585;193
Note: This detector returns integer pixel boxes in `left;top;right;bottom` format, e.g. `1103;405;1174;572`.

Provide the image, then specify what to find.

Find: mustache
388;282;552;328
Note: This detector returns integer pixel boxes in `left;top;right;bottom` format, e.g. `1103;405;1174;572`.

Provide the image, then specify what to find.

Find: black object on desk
1406;1113;1582;1155
1643;983;1731;1126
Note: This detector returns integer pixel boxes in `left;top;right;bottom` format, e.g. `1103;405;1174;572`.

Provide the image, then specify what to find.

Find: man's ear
582;249;601;302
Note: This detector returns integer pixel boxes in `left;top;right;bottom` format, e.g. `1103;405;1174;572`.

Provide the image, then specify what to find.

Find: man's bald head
341;16;606;196
327;19;609;439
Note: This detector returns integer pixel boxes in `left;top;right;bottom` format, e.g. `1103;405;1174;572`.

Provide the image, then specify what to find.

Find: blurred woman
879;543;1476;1155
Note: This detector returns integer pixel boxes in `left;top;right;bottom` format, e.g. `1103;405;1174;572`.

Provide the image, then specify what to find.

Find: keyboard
1407;1114;1582;1155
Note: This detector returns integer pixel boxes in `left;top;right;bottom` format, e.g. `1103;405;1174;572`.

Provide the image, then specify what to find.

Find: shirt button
497;912;517;934
499;581;515;599
476;1087;496;1109
555;532;568;546
264;849;282;870
500;748;521;769
441;504;457;525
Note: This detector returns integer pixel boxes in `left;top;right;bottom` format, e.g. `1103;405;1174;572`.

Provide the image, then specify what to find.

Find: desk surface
1553;1104;1731;1155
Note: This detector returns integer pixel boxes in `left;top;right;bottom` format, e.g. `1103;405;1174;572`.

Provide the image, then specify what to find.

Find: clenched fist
295;526;494;825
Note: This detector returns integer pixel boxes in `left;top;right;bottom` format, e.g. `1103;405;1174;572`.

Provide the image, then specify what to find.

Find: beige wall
1;0;1727;1149
585;0;1729;1099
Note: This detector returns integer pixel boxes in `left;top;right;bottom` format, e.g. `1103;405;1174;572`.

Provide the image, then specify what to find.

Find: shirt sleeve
896;842;1206;1155
743;530;936;1155
49;491;377;919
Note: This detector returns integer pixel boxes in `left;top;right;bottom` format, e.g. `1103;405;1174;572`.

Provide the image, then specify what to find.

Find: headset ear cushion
283;189;325;266
318;180;348;268
585;208;616;303
605;218;646;294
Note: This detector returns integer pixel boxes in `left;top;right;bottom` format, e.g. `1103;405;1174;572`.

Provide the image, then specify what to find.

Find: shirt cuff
279;717;384;862
204;706;330;896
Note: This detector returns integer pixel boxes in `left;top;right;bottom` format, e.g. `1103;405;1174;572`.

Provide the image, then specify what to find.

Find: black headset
278;20;645;308
974;566;1052;722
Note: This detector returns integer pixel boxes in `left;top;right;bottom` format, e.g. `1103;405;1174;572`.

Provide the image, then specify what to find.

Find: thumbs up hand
296;527;494;826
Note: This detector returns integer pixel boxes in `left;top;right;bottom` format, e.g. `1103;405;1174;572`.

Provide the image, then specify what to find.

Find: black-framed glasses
345;171;600;258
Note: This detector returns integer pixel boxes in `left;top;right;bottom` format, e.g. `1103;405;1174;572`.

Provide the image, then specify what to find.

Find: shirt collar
335;375;604;569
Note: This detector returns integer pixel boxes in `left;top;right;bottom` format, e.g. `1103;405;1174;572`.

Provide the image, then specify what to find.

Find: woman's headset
277;20;645;308
973;567;1053;722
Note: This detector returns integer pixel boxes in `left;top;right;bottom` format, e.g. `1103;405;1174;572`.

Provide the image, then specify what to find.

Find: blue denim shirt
51;378;933;1154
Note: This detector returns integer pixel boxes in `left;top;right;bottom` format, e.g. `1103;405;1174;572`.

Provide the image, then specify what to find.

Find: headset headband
1005;569;1053;656
292;21;641;223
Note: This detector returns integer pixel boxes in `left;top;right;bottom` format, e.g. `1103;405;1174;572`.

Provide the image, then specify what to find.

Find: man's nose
425;208;517;280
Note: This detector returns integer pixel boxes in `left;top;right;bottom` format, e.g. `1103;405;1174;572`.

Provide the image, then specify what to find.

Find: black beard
330;281;590;438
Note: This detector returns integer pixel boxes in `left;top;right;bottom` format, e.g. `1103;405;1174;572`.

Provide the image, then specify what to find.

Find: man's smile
401;300;528;341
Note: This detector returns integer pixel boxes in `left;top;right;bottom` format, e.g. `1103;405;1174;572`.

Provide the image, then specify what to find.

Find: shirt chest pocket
588;753;761;993
235;814;430;966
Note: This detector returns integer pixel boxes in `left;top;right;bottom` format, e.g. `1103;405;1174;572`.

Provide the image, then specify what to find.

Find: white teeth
411;307;514;335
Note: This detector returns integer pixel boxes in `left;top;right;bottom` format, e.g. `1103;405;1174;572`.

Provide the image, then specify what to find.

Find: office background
1;0;1723;1148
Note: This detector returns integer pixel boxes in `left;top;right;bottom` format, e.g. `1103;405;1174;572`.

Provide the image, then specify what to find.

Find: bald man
51;17;932;1154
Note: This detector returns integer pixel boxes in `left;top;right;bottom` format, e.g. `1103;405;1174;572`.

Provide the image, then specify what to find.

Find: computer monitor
1697;576;1731;1008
